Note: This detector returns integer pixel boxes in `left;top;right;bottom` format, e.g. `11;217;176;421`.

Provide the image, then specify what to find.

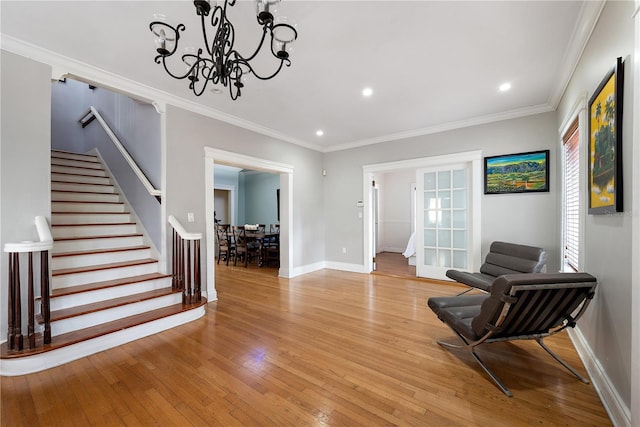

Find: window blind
562;119;580;271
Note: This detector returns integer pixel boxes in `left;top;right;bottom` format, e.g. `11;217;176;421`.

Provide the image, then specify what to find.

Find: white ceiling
1;1;600;152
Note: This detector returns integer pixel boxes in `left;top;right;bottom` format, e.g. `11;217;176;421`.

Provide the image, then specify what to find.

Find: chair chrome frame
430;275;597;397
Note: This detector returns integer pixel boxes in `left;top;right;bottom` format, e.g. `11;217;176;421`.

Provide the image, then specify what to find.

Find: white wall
378;169;415;253
0;51;52;342
324;111;559;271
557;0;635;419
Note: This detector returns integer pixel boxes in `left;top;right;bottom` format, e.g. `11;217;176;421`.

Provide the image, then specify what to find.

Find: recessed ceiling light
499;82;511;92
316;130;324;136
211;87;223;94
362;87;373;97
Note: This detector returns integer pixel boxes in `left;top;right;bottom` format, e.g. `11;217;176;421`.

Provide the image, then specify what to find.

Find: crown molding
324;104;554;153
0;34;323;152
547;0;606;109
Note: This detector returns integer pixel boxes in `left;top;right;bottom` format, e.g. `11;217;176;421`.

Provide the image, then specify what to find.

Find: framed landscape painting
484;150;549;194
588;57;624;214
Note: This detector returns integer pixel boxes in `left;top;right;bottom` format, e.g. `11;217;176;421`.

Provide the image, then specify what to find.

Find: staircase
0;150;206;375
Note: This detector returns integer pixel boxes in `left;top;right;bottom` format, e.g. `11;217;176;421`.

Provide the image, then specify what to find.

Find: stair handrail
79;106;161;198
3;216;53;351
168;215;202;305
168;215;202;240
3;216;53;253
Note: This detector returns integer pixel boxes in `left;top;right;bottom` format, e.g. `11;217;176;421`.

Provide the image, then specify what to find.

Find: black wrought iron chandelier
150;0;298;100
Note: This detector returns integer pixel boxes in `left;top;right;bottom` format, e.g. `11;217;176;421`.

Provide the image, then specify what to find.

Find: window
562;118;580;271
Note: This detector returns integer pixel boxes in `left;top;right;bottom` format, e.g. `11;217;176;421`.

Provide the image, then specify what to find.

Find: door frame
363;151;483;275
205;148;294;299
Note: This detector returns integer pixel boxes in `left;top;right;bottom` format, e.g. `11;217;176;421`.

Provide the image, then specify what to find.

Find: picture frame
484;150;550;194
588;57;624;214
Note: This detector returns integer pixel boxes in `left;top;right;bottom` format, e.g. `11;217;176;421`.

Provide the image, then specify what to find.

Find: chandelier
150;0;298;100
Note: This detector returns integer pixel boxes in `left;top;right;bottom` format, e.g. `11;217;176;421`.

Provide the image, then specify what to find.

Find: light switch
187;212;194;222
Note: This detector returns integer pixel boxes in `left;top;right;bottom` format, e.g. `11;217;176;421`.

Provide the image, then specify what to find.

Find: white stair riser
52;182;115;194
50;278;172;311
52;213;131;225
52;224;137;239
53;263;158;288
52;191;120;203
51;164;106;177
52;235;143;253
51;173;110;185
53;248;151;270
52;201;125;213
50;293;182;336
50;157;102;169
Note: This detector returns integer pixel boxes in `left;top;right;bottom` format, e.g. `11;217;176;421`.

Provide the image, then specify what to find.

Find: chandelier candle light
150;0;298;100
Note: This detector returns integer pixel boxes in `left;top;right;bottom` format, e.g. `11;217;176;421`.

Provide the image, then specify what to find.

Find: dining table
245;231;279;266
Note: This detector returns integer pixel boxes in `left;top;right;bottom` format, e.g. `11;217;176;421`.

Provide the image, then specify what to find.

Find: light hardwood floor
1;265;611;426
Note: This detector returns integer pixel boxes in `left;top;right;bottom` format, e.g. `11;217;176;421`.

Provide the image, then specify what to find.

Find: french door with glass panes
416;162;477;280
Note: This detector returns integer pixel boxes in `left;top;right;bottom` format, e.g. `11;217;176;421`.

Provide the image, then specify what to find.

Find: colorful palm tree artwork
590;76;616;208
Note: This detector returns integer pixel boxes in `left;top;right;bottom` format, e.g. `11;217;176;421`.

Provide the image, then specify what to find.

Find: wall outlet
187;212;194;222
342;247;347;254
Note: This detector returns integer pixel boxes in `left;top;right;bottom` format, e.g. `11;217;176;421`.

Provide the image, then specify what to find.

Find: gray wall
379;169;415;253
51;79;163;250
243;172;280;226
323;111;559;271
557;0;635;410
165;105;325;273
0;51;52;340
51;79;86;153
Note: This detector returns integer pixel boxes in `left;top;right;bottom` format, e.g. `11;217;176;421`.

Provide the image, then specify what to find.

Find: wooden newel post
8;252;23;351
28;252;35;349
41;250;51;344
194;240;201;302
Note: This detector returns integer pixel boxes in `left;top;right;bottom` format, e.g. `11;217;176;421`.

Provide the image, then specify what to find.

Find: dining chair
215;224;233;266
232;226;249;267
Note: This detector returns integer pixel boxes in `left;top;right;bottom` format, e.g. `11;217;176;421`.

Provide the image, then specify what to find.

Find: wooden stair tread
51;149;99;159
51;155;101;167
52;189;120;195
52;211;131;215
52;245;150;258
54;233;143;242
53;258;158;276
51;180;113;187
45;288;180;322
1;299;207;359
51;165;106;173
53;200;122;205
50;273;172;298
51;170;105;178
52;222;136;228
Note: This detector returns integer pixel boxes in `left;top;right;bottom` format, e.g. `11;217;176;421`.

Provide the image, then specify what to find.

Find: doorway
214;189;231;225
204;148;294;300
363;151;483;280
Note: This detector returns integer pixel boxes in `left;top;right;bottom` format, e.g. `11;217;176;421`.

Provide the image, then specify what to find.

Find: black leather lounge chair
428;272;597;397
446;241;548;293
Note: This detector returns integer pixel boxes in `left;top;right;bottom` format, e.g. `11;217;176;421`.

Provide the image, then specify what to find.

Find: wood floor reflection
1;267;611;426
373;251;416;278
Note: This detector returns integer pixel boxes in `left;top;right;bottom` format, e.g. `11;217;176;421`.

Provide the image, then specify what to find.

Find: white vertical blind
563;119;580;271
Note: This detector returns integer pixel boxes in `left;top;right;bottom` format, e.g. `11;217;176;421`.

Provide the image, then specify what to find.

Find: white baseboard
380;247;404;253
324;261;366;274
289;262;326;278
568;327;631;427
0;306;205;376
